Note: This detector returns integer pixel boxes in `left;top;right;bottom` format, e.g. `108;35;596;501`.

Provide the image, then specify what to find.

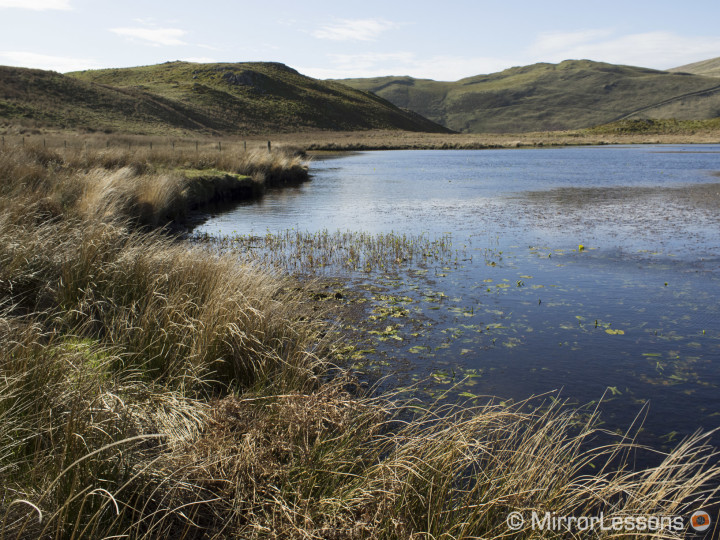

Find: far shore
275;130;720;151
3;126;720;155
253;128;720;151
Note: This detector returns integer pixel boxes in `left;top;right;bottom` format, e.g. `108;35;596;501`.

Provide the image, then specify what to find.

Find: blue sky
1;0;719;80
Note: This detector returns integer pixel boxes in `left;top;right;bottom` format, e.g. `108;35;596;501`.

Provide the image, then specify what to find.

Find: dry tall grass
0;143;718;539
6;126;720;154
0;142;308;227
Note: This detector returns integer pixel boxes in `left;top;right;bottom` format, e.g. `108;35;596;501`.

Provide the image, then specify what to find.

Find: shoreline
252;128;720;152
3;127;720;157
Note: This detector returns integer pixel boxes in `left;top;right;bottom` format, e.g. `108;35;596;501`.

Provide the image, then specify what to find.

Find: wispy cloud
0;0;71;10
326;52;415;71
300;52;514;81
312;18;398;42
531;29;616;57
110;27;187;46
181;56;217;64
529;29;720;69
0;51;99;72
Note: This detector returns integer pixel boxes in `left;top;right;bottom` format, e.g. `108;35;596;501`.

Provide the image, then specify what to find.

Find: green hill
338;59;720;133
0;62;449;135
670;57;720;78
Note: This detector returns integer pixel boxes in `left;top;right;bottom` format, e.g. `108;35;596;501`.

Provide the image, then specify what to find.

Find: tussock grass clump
0;314;210;539
0;143;718;538
0;211;326;392
0;143;308;228
0;205;331;537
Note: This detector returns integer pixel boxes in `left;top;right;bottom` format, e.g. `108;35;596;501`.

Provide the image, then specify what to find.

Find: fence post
267;140;271;152
243;141;247;151
195;141;198;152
218;141;222;152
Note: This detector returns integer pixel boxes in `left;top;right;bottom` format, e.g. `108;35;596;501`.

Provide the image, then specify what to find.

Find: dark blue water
195;145;720;449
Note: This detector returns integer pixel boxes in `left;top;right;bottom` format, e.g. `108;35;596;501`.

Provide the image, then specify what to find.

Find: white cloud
414;55;514;81
299;52;515;81
181;57;217;64
110;27;187;46
326;52;415;72
312;18;398;42
529;29;720;70
0;0;70;9
0;51;99;72
531;29;616;57
307;30;720;81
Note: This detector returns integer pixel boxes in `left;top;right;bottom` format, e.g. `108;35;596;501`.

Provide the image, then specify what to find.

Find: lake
194;145;720;450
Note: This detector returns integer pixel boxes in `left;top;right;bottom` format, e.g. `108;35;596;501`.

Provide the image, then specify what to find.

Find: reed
198;229;463;274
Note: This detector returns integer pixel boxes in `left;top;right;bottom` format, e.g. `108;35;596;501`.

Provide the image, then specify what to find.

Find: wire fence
0;134;275;153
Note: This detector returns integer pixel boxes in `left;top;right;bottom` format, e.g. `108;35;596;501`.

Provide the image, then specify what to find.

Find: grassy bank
1;144;719;538
279;123;720;151
0;141;308;228
5;119;720;157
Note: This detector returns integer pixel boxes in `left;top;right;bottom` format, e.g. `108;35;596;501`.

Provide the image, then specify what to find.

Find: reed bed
198;229;465;274
0;143;718;538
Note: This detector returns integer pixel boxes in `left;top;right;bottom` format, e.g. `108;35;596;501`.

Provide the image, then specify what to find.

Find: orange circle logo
691;510;711;532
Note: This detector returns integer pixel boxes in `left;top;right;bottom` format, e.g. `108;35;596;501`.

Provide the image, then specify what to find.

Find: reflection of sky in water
195;146;720;451
196;145;720;260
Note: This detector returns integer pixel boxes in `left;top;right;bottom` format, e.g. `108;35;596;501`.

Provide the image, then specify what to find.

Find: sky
1;0;719;81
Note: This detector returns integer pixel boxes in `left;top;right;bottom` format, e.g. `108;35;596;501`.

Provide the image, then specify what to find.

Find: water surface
195;145;720;449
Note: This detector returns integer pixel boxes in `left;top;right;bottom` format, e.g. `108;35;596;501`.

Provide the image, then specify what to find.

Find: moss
181;170;263;208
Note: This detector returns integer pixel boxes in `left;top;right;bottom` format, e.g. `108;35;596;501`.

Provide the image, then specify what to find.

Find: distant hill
338;59;720;133
0;62;449;134
670;57;720;78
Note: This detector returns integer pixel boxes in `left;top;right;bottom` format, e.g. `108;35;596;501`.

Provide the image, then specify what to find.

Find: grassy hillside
0;65;218;134
670;56;720;78
0;62;449;135
339;59;720;133
584;117;720;135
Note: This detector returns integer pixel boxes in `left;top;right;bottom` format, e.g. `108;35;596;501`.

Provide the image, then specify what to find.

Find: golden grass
0;143;718;538
5;126;720;157
251;128;720;151
0;142;308;228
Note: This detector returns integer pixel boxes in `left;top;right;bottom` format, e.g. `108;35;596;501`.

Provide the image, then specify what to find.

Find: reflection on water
517;182;720;261
195;145;720;450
